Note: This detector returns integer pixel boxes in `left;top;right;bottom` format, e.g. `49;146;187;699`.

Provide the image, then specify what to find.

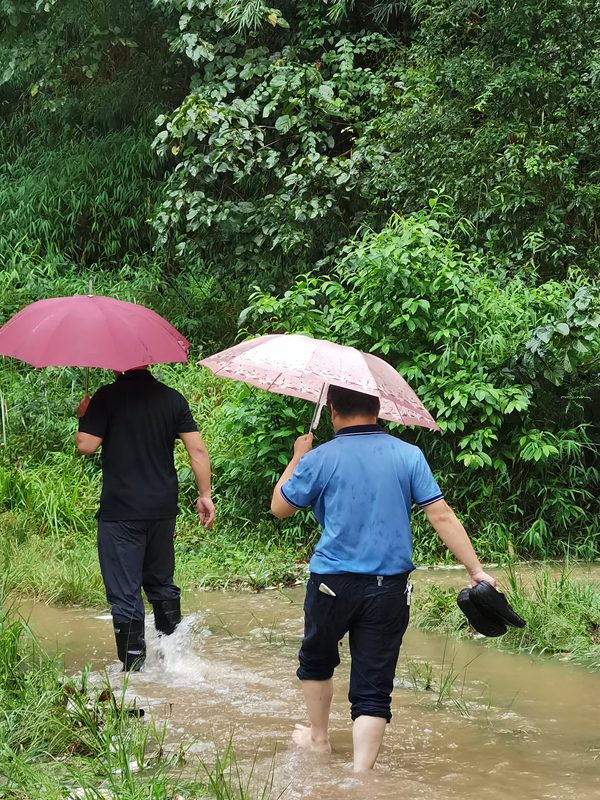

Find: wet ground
15;565;600;800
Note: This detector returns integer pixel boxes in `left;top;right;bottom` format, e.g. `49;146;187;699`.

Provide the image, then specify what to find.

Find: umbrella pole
310;382;328;431
84;278;92;395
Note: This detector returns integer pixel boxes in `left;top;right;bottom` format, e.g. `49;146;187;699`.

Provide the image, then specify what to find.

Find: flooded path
16;566;600;800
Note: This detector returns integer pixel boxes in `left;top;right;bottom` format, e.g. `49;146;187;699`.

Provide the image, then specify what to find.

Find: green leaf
275;115;293;134
318;84;334;102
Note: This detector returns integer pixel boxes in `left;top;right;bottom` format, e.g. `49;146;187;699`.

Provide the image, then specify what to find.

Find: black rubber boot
113;619;146;671
152;598;181;636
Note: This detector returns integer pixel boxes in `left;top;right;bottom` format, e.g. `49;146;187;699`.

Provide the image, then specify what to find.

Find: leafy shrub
150;0;401;280
352;0;600;279
246;205;599;556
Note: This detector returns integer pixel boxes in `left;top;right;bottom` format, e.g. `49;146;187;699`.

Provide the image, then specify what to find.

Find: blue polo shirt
280;425;443;575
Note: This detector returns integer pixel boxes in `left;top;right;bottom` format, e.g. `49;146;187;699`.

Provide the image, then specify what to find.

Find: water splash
136;612;210;688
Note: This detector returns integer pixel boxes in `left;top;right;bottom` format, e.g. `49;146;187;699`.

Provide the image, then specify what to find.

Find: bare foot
292;724;331;754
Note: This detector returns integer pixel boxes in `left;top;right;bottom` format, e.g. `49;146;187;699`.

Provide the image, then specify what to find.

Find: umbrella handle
310;383;328;431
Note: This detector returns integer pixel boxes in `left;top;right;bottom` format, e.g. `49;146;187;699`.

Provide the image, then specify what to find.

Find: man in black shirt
76;367;214;671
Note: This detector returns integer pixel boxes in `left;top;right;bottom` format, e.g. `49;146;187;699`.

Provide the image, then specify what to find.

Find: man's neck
333;415;378;433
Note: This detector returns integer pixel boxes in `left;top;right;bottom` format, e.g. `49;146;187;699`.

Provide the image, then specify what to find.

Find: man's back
79;370;197;520
281;424;443;574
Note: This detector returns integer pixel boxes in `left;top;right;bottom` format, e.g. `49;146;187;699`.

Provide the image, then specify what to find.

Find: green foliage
0;124;160;266
351;0;600;278
523;286;600;386
211;387;307;484
0;604;76;762
412;584;468;637
151;0;395;278
0;0;598;579
503;566;600;664
151;0;600;281
0;0;177;121
246;206;599;555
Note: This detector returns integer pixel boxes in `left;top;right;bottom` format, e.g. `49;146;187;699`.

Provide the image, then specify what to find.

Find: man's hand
293;432;313;459
271;432;313;519
196;495;215;530
468;568;496;588
77;394;91;418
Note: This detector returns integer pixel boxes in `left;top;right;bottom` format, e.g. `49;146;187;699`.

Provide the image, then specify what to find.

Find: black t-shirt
78;370;198;520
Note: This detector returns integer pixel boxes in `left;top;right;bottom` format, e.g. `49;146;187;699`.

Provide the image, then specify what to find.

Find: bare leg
352;715;387;772
292;678;333;754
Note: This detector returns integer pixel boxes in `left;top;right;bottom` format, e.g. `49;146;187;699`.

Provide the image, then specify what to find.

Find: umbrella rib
91;301;129;372
264;371;283;393
35;309;76;367
119;312;153;368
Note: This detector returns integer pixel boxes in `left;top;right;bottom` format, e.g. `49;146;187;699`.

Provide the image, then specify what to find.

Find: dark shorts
298;571;411;722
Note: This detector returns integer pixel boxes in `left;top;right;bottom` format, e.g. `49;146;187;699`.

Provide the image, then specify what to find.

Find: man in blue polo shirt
271;385;494;772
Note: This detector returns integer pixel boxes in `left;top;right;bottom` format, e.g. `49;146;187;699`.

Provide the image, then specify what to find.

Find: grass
0;594;281;799
0;509;308;605
501;566;600;665
401;645;485;717
411;564;600;670
175;516;309;591
0;123;160;265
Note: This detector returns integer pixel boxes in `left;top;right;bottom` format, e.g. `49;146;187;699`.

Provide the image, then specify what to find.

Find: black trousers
97;519;180;623
297;572;411;722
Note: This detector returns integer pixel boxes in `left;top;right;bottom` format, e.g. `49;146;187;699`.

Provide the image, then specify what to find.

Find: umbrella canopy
0;295;190;372
200;334;439;430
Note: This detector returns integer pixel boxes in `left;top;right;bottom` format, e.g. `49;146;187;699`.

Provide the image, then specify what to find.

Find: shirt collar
335;424;385;437
116;370;155;382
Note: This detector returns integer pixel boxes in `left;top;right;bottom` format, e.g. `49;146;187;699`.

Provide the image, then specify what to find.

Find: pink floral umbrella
200;334;439;431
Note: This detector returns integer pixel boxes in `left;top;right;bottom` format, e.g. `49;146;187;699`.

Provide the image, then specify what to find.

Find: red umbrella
0;295;190;373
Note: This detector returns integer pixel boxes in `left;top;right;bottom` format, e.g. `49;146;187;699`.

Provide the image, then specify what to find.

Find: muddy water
17;567;600;800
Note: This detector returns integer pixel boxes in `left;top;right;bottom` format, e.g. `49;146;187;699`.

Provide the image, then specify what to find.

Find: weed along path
17;568;600;800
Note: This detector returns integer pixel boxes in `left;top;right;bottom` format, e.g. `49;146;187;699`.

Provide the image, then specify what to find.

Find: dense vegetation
0;0;598;597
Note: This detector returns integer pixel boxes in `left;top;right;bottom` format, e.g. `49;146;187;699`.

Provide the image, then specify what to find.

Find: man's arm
76;431;103;456
75;394;103;455
271;433;313;518
179;431;215;530
423;499;496;586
